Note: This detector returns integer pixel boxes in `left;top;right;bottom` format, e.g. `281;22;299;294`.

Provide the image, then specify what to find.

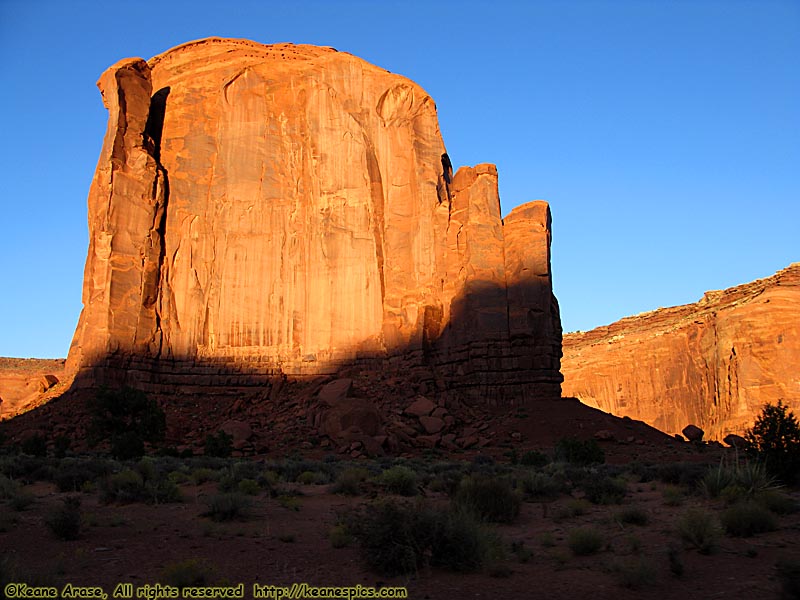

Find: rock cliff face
67;38;562;404
0;358;65;420
562;264;800;439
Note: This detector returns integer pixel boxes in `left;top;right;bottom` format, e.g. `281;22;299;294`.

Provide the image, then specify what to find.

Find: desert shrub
329;524;352;548
89;387;166;458
429;507;494;572
101;469;146;503
701;459;778;501
567;527;604;556
351;500;432;575
277;494;301;511
720;502;778;537
350;500;491;576
296;471;324;485
145;477;182;504
54;463;100;493
332;467;370;496
378;466;418;496
755;490;798;515
662;485;685;507
205;493;252;522
237;479;261;496
654;462;707;486
46;496;82;540
554;438;605;466
160;559;213;589
520;450;550;468
553;498;591;521
745;400;800;483
520;472;564;501
677;508;721;554
190;467;220;485
20;435;47;457
578;472;627;505
203;431;233;458
453;476;521;523
614;557;657;590
615;505;649;526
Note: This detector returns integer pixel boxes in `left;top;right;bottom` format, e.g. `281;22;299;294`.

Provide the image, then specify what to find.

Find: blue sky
0;0;797;358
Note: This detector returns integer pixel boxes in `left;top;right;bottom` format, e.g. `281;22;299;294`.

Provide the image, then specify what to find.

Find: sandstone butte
60;37;562;410
562;263;800;441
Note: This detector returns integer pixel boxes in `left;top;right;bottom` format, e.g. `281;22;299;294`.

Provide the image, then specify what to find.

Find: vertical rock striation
67;38;562;404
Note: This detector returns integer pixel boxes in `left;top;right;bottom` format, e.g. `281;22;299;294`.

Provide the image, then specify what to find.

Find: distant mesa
61;37;563;407
563;263;800;441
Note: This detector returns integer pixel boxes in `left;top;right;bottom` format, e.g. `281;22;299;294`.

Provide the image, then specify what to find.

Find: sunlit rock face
67;38;562;404
562;264;800;439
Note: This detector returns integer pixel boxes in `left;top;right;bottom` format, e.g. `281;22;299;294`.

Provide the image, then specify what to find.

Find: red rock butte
563;263;800;440
66;38;563;405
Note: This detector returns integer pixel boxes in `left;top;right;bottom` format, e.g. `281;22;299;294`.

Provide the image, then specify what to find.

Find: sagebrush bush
554;438;605;465
453;476;521;523
205;493;252;522
677;508;720;554
567;527;604;556
720;502;778;537
378;466;418;496
520;450;550;468
46;496;82;540
614;557;657;590
160;559;213;589
520;472;563;501
579;472;627;505
553;498;591;521
332;467;370;496
350;500;492;576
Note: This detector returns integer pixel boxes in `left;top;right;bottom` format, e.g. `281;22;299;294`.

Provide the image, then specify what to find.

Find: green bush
553;498;591;521
9;490;34;511
453;476;521;523
160;559;213;589
329;524;352;548
676;508;720;554
614;557;656;590
378;466;418;496
579;472;627;505
205;493;251;522
662;485;685;506
101;469;146;503
755;490;798;515
350;500;492;576
520;472;563;501
520;450;550;468
46;496;82;540
745;400;800;483
204;431;233;458
554;438;605;466
720;502;778;537
332;467;370;496
237;479;261;496
567;527;604;556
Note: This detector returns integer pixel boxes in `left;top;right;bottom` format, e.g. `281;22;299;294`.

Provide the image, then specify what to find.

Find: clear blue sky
0;0;797;358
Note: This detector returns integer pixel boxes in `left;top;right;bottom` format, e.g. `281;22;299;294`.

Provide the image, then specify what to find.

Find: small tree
89;387;166;459
744;401;800;484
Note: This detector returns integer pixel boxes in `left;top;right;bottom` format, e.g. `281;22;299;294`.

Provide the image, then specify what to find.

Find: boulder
682;424;705;442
